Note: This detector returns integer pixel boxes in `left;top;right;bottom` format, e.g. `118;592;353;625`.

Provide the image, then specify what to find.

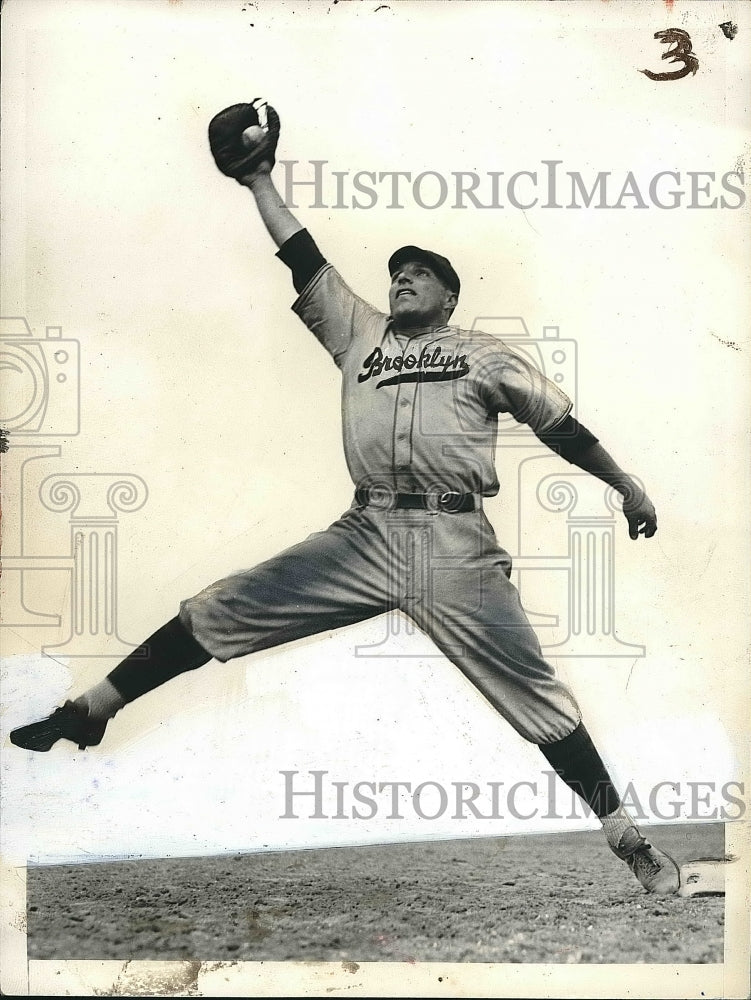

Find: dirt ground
27;822;724;964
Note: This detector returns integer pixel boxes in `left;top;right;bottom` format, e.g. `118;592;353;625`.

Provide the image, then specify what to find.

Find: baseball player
11;101;679;896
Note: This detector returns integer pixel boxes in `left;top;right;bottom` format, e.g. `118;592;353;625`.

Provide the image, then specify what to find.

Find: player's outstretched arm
242;171;304;249
570;440;657;539
522;378;657;541
208;100;304;248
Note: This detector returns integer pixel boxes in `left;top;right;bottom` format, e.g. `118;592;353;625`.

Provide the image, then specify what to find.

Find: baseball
241;124;266;148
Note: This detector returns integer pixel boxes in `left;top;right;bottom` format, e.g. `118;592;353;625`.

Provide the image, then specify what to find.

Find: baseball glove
208;99;281;181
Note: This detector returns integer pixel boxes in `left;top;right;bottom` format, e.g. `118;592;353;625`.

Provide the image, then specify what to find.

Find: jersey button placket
393;382;416;476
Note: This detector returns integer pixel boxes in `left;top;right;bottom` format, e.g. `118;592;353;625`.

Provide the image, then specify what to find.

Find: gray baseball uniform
179;263;582;744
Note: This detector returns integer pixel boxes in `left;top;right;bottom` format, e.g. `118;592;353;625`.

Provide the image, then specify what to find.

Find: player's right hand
208;100;281;183
622;489;657;540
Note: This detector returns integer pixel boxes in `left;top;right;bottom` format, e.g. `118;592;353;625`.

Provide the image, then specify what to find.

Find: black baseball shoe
611;826;680;895
10;701;108;752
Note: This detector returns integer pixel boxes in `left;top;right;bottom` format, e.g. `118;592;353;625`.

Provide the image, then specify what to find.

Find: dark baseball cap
388;245;460;296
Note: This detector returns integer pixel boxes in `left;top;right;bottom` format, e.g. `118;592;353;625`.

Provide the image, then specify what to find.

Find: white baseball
241;125;266;148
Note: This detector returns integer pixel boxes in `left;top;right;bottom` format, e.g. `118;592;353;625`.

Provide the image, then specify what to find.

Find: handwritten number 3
641;29;699;81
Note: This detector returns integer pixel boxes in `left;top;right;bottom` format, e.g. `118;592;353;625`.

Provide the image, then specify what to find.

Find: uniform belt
354;489;480;513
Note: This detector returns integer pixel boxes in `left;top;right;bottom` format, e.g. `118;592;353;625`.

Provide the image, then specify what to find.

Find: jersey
293;264;572;497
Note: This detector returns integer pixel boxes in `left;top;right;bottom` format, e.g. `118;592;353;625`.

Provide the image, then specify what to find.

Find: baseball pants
179;504;581;744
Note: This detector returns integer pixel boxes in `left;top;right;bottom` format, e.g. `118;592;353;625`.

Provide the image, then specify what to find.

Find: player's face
388;261;457;329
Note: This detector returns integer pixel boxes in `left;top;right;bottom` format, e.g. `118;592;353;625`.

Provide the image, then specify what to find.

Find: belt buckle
440;491;460;512
424;490;459;514
440;491;470;513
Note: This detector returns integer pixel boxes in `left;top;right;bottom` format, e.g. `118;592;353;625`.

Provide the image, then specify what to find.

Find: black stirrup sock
538;721;622;818
106;615;212;703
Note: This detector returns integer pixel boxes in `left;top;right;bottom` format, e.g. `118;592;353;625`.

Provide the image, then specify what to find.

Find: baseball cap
388;246;461;296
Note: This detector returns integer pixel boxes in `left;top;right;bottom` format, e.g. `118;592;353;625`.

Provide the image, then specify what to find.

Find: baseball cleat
9;701;107;752
611;826;680;896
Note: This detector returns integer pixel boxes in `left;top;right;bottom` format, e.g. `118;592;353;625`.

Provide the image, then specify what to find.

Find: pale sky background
1;0;750;873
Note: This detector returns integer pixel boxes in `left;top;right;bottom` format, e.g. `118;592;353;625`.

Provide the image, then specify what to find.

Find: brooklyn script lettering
358;345;470;388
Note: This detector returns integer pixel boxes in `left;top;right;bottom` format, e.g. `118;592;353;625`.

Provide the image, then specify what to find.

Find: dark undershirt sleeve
275;229;328;294
535;414;599;463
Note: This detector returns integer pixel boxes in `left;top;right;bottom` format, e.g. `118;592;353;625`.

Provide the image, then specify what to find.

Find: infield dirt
27;821;724;964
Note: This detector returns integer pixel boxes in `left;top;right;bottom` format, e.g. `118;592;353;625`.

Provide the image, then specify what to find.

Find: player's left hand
208;99;281;182
621;488;657;540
